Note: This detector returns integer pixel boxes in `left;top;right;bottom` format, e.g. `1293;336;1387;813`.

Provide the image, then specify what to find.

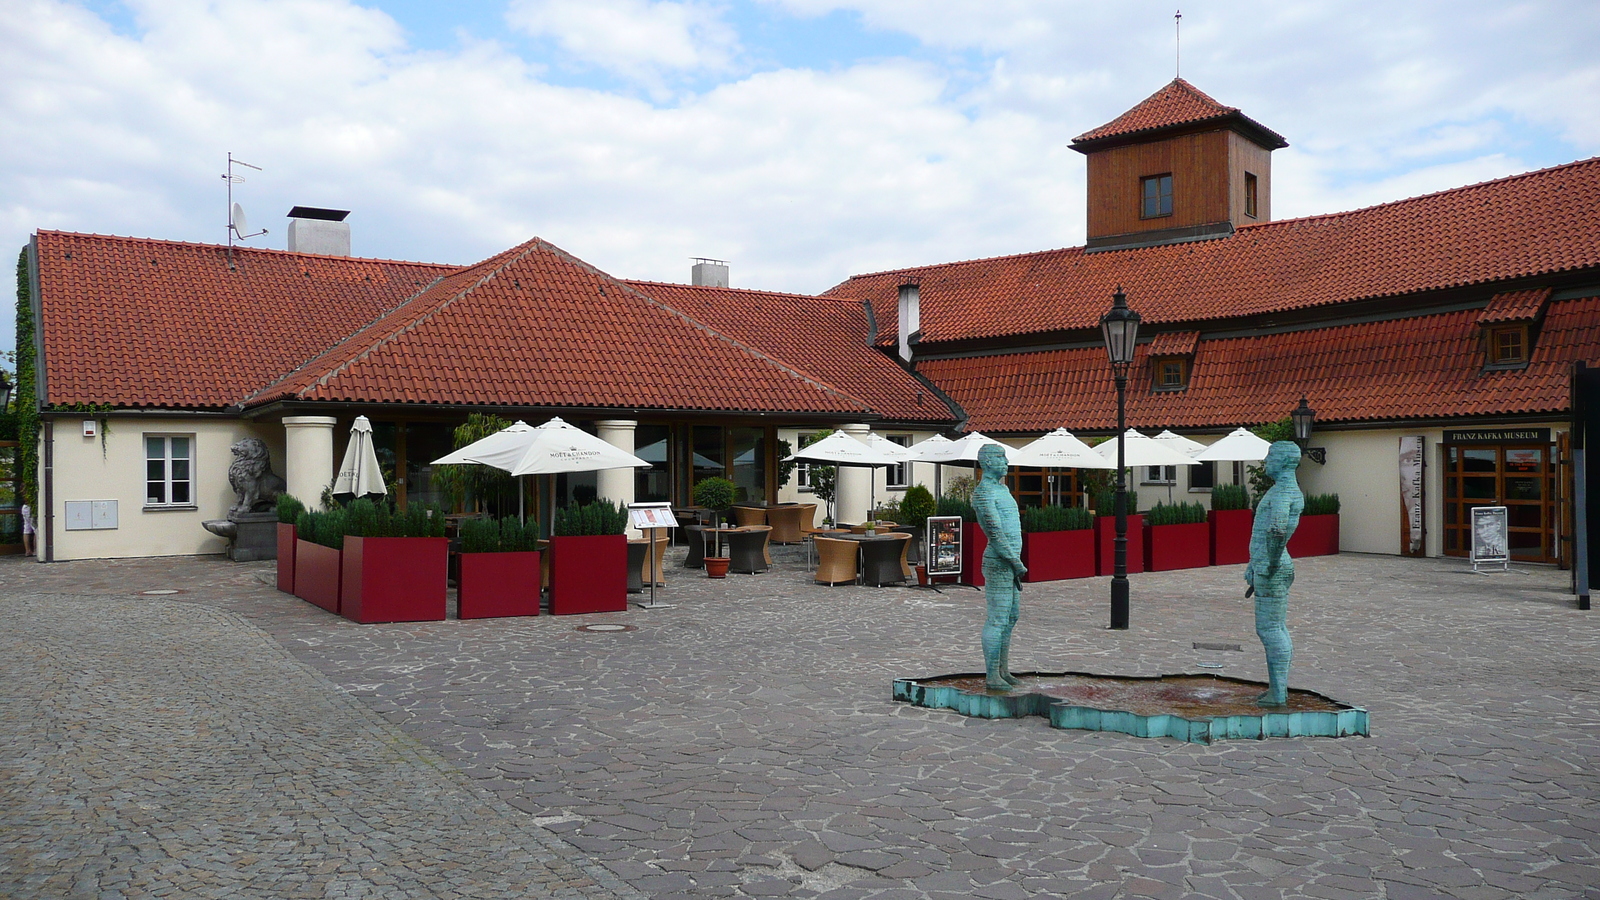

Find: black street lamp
1291;396;1315;446
1100;287;1141;630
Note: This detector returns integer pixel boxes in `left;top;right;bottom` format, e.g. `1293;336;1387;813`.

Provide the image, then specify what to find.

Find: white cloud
505;0;739;86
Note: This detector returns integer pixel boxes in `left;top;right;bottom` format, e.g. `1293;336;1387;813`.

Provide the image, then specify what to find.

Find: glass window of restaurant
635;423;672;503
730;427;765;503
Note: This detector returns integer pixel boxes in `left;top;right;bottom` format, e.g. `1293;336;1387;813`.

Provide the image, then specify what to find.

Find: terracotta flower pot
916;564;929;586
705;557;731;578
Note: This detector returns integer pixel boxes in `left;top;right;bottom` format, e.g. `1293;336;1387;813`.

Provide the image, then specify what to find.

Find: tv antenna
221;152;267;269
1175;10;1182;78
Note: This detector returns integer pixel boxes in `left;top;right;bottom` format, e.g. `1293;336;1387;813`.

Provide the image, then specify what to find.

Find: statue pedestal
228;511;280;561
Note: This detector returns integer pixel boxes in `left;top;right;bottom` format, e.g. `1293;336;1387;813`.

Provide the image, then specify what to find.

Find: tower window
1141;174;1173;218
1245;172;1259;218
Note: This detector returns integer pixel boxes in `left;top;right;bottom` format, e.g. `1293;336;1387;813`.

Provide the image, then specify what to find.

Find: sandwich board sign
1470;506;1509;572
926;516;963;578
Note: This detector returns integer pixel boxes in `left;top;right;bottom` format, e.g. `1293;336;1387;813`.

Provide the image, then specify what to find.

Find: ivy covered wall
14;247;39;507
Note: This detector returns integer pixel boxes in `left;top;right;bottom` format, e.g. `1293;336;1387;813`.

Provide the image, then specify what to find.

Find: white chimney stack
691;258;729;288
287;206;351;256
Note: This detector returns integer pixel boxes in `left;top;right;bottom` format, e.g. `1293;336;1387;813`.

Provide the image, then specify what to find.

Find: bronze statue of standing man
973;443;1026;691
1245;441;1305;707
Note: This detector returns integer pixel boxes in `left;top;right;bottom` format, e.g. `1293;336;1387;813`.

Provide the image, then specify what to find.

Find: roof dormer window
1477;288;1550;371
1146;330;1200;392
1141;174;1173;219
1488;324;1529;367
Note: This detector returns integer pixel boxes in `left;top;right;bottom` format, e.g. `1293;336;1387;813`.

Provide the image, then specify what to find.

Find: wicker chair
727;526;772;574
812;536;858;585
731;505;767;527
766;505;805;544
639;528;668;585
797;504;821;535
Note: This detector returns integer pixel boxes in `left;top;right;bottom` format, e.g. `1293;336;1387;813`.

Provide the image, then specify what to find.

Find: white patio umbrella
1152;429;1208;457
1095;429;1199;506
1012;428;1114;507
784;431;904;525
912;431;1018;465
432;417;650;522
861;432;919;462
333;415;387;500
906;434;954;496
1192;427;1272;462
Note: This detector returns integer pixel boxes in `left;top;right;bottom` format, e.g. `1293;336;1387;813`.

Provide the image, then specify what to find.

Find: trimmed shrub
1021;505;1093;533
1304;493;1341;516
460;516;542;553
936;496;976;523
1145;501;1208;526
1210;484;1250;511
552;500;628;536
1093;490;1139;517
900;485;936;525
276;493;305;525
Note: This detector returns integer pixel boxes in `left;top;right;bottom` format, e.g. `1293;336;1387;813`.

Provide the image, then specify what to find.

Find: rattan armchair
731;505;767;527
812;536;858;585
766;505;805;543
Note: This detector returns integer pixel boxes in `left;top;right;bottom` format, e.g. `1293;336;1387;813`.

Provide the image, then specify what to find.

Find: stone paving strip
1;550;1597;899
0;594;643;900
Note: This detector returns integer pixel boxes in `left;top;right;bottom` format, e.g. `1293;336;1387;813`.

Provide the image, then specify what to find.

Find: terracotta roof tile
244;239;877;417
827;157;1600;346
1071;78;1287;149
1146;331;1200;357
918;296;1600;434
1477;288;1553;324
34;232;452;409
625;281;953;424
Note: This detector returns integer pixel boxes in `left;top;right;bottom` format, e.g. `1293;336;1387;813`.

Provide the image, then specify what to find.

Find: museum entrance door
1443;443;1556;563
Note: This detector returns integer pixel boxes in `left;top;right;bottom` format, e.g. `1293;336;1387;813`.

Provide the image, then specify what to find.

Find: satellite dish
231;203;249;237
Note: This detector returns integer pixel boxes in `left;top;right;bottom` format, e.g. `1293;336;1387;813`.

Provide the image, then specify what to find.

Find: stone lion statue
229;438;286;516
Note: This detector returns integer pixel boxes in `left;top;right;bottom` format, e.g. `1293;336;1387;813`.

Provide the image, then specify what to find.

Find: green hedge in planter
1092;490;1139;518
552;500;628;536
936;496;976;522
343;497;447;538
277;493;306;524
296;507;346;549
1305;493;1341;516
1210;484;1250;511
1145;501;1208;526
459;516;542;553
1021;505;1092;533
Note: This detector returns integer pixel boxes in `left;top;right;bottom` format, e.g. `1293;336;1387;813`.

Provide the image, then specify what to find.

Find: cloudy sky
4;0;1598;356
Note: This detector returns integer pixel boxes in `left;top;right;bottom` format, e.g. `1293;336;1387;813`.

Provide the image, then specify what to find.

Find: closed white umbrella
1012;428;1115;469
1193;427;1272;462
333;415;387;500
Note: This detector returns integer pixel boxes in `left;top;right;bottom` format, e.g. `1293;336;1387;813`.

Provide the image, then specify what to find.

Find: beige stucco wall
38;417;284;561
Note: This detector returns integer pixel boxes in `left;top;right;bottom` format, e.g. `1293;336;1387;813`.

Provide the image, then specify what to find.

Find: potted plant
275;493;305;594
339;499;449;624
1020;505;1096;582
937;496;985;587
457;516;543;619
1144;500;1211;572
1093;489;1143;576
692;477;737;578
1288;493;1341;557
293;505;346;614
1208;483;1252;566
899;485;937;570
549;500;629;612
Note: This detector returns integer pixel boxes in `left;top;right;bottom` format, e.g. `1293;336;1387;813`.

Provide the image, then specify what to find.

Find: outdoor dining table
835;532;912;587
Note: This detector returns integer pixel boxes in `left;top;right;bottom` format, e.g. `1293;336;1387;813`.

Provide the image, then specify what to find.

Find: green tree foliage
1247;416;1298;503
432;413;516;513
900;485;936;525
797;430;836;506
14;248;39;506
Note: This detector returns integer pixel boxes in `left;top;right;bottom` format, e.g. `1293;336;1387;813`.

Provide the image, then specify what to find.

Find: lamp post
1100;287;1141;630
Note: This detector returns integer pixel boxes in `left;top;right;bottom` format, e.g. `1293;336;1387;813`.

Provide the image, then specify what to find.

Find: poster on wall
1470;506;1509;571
1398;436;1425;556
926;516;963;577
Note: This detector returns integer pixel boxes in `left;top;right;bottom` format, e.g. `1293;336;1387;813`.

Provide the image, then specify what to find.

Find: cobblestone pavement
2;548;1597;899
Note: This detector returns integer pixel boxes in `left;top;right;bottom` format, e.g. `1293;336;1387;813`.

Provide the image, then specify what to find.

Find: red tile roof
244;239;878;417
1147;331;1200;357
918;296;1600;434
826;157;1600;347
1477;288;1553;325
624;281;953;424
34;231;453;409
1071;78;1287;149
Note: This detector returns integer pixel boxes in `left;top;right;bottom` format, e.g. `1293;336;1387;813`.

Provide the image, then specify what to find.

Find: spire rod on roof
1175;10;1182;78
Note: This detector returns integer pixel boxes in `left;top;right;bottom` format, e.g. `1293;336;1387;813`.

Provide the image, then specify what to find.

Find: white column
595;419;638;534
836;422;872;526
283;416;337;509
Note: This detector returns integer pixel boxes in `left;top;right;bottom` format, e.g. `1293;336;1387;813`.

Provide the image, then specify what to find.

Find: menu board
926;516;964;577
628;502;679;530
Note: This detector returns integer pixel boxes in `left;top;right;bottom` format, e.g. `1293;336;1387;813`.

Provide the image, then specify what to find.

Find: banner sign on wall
1399;436;1425;556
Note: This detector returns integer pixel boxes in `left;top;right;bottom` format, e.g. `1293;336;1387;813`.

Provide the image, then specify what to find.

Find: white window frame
886;435;911;489
145;434;196;508
1141;465;1177;485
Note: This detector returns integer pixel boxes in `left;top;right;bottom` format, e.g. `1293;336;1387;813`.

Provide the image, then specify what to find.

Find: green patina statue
1245;441;1306;707
973;443;1026;691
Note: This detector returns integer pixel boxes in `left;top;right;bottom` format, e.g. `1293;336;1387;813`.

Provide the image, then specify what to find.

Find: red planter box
276;523;297;593
458;551;542;620
1288;514;1340;558
549;534;628;615
341;536;448;624
1021;529;1097;582
961;522;987;587
293;539;342;614
1144;521;1211;572
1095;514;1144;576
1209;509;1252;566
